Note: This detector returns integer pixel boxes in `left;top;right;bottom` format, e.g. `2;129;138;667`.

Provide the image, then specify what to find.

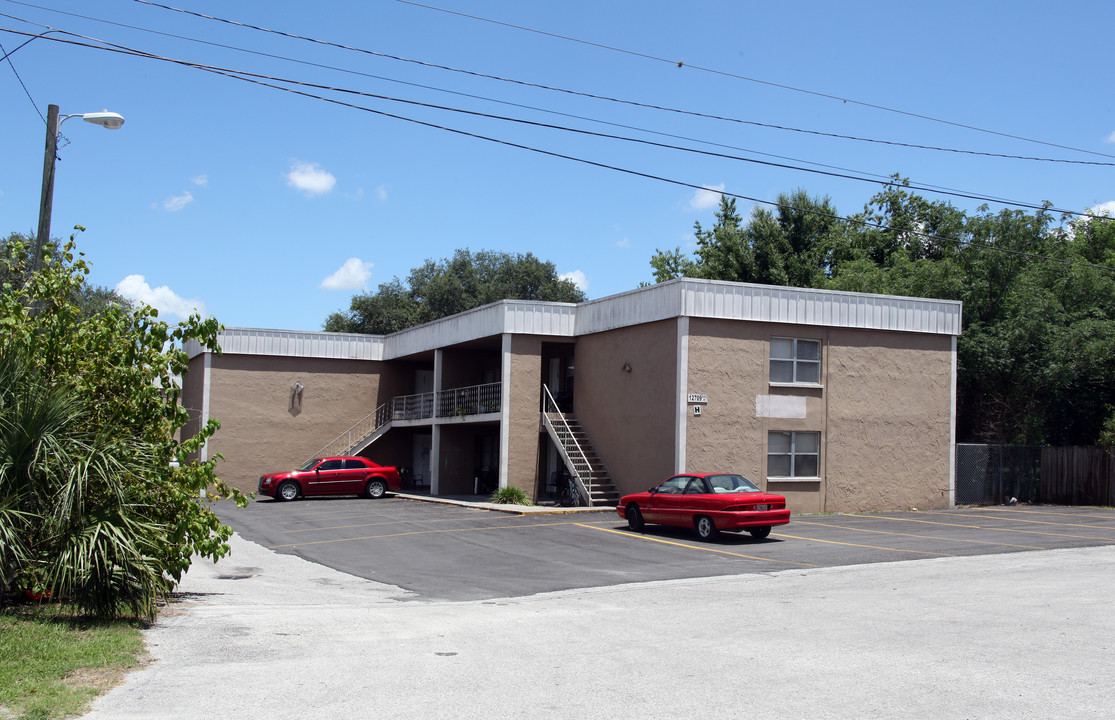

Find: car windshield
297;458;322;471
707;474;760;493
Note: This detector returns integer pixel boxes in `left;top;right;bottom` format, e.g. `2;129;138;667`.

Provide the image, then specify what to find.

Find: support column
431;349;443;495
675;316;689;473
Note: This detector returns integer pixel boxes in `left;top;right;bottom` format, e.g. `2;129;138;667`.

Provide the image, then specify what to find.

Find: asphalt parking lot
216;496;1115;601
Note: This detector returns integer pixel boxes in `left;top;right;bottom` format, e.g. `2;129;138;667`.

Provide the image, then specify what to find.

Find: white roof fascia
187;278;961;360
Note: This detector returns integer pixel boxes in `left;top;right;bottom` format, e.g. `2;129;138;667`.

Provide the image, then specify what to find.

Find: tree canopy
325;249;586;335
652;182;1115;446
0;230;244;618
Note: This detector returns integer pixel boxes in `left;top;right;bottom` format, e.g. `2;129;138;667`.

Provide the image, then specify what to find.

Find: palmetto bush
0;231;245;619
0;348;166;617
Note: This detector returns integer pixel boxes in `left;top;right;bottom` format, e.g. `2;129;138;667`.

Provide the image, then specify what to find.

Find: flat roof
186;278;962;361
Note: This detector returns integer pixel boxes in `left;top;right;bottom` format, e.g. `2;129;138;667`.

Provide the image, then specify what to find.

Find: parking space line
278;514;523;535
845;513;1115;542
578;524;815;567
974;507;1115;520
923;510;1114;531
269;508;484;527
772;532;956;557
794;520;1047;550
265;519;579;549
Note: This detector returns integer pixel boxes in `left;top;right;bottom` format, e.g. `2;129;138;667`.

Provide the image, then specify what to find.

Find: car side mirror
648;487;657;494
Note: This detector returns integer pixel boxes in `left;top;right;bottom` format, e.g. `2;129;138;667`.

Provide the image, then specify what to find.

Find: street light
35;103;125;268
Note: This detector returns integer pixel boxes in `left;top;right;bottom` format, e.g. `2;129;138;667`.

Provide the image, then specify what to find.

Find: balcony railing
309;381;503;462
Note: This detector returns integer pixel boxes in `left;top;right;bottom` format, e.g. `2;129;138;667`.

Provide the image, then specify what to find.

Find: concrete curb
391;492;617;515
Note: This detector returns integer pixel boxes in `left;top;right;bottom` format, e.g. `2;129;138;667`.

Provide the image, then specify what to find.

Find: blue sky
2;0;1112;332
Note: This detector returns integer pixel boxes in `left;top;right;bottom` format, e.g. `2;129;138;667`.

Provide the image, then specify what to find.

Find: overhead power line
112;0;1115;168
1;25;1111;275
4;23;1098;220
396;0;1115;162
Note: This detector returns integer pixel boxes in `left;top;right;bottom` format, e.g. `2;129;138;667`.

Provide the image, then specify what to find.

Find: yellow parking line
974;507;1115;520
794;520;1046;551
845;513;1115;543
578;524;815;567
924;510;1112;531
272;508;484;527
279;515;501;534
772;532;955;557
266;519;572;549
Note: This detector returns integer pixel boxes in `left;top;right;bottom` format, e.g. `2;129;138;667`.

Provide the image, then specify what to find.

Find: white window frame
769;337;822;387
767;431;821;480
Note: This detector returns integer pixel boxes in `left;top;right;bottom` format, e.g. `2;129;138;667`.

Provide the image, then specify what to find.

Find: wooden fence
1039;446;1115;506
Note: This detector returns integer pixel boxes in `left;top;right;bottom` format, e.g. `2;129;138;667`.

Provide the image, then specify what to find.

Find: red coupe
258;456;402;501
617;473;790;540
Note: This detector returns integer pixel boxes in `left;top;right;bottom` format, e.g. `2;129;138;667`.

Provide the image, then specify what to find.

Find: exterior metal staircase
541;386;621;507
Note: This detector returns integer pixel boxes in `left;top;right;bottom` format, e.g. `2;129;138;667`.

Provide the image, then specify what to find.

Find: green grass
0;604;146;720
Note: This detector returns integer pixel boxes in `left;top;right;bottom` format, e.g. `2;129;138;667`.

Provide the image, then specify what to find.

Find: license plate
754;504;769;511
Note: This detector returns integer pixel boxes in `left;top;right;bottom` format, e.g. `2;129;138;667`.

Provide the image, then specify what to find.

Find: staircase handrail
541;385;594;504
307;402;391;463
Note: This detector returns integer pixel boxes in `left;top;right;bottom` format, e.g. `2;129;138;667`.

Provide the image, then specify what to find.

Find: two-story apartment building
182;278;962;513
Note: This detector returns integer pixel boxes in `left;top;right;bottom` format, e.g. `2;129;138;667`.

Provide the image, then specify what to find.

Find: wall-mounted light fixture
291;379;304;396
622;362;632;373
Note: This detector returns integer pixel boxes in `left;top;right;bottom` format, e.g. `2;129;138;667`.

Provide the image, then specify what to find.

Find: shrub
488;486;532;506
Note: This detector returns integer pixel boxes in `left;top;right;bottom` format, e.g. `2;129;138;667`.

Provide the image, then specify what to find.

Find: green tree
650;190;840;287
0;231;245;618
2;232;132;318
325;249;586;334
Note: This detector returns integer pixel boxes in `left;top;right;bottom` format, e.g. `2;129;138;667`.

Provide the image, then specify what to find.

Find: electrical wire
396;0;1115;162
2;22;1109;224
0;25;1111;274
3;23;1091;219
110;0;1115;167
0;35;43;123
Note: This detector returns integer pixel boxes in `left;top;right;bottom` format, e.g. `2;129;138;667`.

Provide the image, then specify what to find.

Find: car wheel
748;526;772;540
277;481;299;501
626;504;645;532
365;478;388;499
695;515;719;541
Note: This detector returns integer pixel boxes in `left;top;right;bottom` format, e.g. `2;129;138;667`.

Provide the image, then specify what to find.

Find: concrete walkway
80;512;1114;719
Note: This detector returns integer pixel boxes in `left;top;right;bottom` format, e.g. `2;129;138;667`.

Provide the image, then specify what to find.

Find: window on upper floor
767;431;820;479
770;337;821;385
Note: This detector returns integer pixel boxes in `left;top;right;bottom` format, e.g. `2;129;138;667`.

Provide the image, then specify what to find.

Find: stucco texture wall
825;329;953;512
685;319;953;513
505;335;542;497
574;320;677;496
200;354;386;493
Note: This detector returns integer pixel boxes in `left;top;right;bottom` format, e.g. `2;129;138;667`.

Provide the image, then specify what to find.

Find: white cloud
191;174;209;187
320;258;374;290
689;183;725;211
615;237;631;248
115;275;206;319
163;191;194;212
560;270;588;292
376;185;388;201
286;161;336;195
1105;131;1115;144
1089;200;1115;217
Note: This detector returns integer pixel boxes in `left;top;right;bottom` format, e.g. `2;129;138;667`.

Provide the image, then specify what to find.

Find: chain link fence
955;444;1042;505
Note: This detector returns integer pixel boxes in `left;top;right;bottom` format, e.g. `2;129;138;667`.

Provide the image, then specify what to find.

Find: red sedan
617;473;790;540
258;456;402;501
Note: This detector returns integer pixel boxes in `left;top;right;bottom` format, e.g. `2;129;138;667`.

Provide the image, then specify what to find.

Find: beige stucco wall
198;354;386;493
574;320;678;496
825;329;953;511
505;335;542;498
684;318;953;514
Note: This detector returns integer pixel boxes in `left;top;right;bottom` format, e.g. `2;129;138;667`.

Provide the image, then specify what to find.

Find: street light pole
35;103;60;268
34;103;125;270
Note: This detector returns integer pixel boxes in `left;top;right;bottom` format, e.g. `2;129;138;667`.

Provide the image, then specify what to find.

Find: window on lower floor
770;337;821;385
767;431;820;478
